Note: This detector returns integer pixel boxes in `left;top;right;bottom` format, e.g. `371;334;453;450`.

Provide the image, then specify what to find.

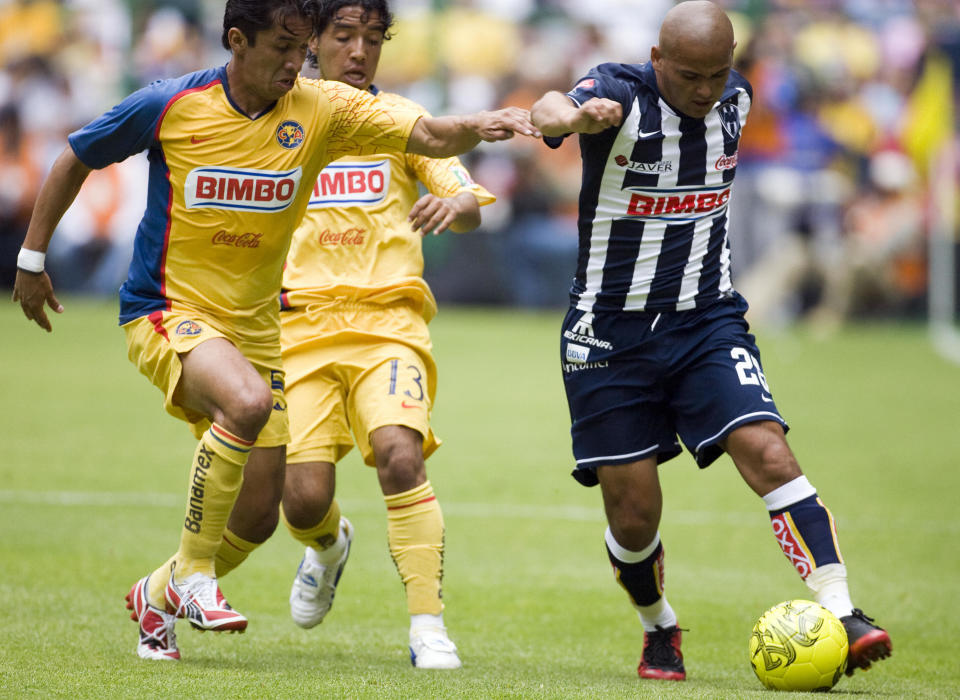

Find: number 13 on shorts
387;357;426;406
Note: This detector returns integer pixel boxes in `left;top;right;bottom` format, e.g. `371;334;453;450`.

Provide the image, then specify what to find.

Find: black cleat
841;609;892;676
638;625;686;681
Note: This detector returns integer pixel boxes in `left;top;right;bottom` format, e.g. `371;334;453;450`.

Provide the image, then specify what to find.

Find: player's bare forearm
448;191;481;233
531;91;623;136
407;108;540;158
22;146;92;253
12;145;90;331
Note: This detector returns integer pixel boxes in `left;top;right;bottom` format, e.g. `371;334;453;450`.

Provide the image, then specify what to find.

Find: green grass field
1;298;958;698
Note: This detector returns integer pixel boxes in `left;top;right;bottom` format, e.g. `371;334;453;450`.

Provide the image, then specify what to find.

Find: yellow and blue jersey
280;89;495;323
68;66;420;343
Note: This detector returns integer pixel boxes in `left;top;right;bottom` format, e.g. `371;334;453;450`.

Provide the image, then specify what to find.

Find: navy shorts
560;292;788;486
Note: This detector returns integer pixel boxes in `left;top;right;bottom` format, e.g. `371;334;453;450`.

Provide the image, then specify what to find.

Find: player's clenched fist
530;91;624;137
572;98;623;134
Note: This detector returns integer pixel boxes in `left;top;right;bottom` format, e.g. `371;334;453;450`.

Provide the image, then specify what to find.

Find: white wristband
17;247;45;273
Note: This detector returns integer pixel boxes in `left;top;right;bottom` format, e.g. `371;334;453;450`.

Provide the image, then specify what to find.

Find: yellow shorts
281;300;439;466
123;310;289;446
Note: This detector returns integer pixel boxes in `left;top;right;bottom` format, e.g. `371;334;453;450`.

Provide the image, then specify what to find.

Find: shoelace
644;626;683;667
143;609;177;649
172;577;220;619
848;608;875;624
297;560;333;591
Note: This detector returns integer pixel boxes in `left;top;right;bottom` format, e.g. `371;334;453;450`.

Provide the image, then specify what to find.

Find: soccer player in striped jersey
12;0;536;662
531;0;891;682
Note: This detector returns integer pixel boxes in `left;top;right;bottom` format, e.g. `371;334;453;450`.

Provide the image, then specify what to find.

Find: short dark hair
221;0;321;50
307;0;394;68
317;0;394;38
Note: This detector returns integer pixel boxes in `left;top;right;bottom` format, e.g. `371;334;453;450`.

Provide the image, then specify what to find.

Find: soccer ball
749;599;848;692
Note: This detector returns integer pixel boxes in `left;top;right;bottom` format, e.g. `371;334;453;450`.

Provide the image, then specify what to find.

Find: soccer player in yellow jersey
261;0;493;669
12;0;538;662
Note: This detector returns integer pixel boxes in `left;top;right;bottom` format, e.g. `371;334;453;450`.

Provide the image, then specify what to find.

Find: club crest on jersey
184;166;302;212
175;320;202;336
718;103;741;140
276;120;305;149
449;165;476;188
308;160;390;209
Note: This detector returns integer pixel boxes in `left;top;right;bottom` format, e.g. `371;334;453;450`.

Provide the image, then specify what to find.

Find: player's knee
225;383;274;438
244;505;280;543
607;509;659;551
284;486;334;528
757;436;801;481
376;446;425;493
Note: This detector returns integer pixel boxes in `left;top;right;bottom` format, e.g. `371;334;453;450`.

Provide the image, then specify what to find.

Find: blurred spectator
45;152;147;294
0;103;40;287
0;0;957;326
808;148;927;328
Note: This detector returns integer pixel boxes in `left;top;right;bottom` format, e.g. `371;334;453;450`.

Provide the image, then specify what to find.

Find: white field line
0;489;759;526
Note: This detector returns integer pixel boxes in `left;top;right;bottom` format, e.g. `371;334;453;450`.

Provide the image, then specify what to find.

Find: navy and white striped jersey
545;62;752;313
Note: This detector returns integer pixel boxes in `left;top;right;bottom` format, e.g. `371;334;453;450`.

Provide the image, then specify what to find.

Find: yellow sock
385;481;444;616
174;423;253;580
281;499;341;550
215;528;261;578
147;555;176;609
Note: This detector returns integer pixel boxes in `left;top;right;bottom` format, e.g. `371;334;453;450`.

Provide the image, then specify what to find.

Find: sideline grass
1;298;958;698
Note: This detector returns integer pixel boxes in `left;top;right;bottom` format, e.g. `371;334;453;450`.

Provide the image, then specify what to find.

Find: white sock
410;613;445;632
605;527;660;562
805;563;853;618
307;524;347;565
636;597;678;632
762;475;816;511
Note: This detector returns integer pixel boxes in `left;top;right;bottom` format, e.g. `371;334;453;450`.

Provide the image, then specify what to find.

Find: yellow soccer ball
749;599;848;692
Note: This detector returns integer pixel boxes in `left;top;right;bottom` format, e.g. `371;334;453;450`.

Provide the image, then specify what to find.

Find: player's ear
227;27;248;54
650;45;662;67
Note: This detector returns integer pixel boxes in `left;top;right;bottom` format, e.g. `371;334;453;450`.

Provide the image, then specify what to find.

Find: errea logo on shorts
184;166;303;212
308;160;390;209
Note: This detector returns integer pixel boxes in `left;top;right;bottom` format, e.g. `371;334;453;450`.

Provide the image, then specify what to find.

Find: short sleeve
67;81;172;169
543;63;634;149
410;153;496;207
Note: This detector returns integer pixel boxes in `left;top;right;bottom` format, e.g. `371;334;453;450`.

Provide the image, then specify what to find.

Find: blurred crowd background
1;0;958;330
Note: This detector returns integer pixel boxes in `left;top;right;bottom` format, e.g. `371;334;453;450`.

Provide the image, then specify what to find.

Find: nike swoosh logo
401;401;419;409
190;135;214;144
638;129;662;138
761;394;774;403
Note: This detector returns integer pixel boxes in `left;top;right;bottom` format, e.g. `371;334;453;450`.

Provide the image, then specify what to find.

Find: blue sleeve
67;80;174;169
543;63;634;150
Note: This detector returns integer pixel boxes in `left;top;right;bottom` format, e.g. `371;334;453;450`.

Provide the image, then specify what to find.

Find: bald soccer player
531;0;891;681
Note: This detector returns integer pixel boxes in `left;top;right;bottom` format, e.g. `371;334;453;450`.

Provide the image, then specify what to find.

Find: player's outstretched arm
12;146;92;332
407;107;540;158
531;91;623;137
408;191;481;236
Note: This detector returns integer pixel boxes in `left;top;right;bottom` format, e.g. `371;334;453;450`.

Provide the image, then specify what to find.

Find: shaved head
651;0;736;118
659;0;734;64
